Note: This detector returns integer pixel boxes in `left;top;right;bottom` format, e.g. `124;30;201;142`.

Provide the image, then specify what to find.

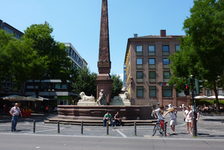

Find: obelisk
96;0;113;105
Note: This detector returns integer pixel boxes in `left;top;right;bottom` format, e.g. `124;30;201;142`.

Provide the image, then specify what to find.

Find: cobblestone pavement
0;112;223;139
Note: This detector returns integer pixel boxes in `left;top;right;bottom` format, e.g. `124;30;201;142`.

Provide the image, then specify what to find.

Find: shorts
185;118;192;123
170;119;177;126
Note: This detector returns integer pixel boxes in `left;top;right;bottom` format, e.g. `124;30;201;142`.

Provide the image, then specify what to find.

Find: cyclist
153;106;165;130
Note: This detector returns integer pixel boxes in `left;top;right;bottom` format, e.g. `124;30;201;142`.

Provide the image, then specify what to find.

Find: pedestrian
103;111;112;127
184;106;193;134
164;104;177;134
113;112;122;126
9;103;22;132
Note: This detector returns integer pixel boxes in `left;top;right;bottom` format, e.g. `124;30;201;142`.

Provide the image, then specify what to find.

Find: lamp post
190;75;197;136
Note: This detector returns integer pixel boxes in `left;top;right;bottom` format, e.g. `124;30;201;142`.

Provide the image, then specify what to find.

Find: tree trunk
213;81;220;111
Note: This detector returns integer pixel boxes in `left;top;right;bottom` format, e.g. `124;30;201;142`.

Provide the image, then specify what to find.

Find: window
136;71;143;82
149;71;156;82
136;45;143;55
136;86;144;98
148;45;156;55
136;58;143;69
162;45;169;55
163;58;170;65
149;58;156;64
162;86;172;97
136;71;143;79
136;58;143;65
206;89;212;96
55;83;61;89
218;89;224;95
162;45;169;52
61;84;67;89
163;58;170;68
148;58;156;68
149;86;157;97
163;71;171;82
55;83;67;89
175;44;180;51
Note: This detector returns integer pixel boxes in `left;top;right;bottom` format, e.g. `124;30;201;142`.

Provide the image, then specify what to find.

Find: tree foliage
71;69;123;99
71;67;97;97
0;29;47;92
0;30;13;83
170;0;224;107
0;23;73;93
111;74;123;98
23;23;73;80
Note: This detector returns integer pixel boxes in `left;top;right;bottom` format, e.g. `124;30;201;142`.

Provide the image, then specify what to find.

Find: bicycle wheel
159;128;164;136
152;124;158;136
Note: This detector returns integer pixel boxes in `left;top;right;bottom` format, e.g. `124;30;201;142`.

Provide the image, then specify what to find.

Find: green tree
71;67;97;97
170;0;224;108
169;36;205;91
0;30;47;92
0;30;14;87
111;74;123;98
184;0;224;108
23;23;73;80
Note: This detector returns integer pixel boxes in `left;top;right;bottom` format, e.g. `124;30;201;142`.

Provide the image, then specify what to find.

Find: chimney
160;30;166;37
134;34;138;38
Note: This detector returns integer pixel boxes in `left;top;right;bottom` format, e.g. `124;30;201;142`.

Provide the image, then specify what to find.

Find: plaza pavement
0;111;223;139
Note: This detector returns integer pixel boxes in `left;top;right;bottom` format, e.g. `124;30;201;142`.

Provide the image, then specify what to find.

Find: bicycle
152;120;167;136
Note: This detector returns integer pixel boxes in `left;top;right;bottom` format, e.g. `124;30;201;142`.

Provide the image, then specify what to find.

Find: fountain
57;0;152;120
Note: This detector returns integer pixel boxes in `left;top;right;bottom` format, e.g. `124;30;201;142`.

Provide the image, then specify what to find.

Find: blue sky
0;0;194;78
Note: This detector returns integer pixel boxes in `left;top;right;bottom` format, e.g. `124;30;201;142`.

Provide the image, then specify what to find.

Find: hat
167;107;175;112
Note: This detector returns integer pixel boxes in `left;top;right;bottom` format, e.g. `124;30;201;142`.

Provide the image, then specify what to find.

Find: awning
194;95;209;99
2;95;48;101
207;95;224;100
194;95;224;100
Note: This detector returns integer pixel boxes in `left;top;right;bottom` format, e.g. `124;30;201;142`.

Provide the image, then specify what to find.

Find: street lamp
190;75;197;136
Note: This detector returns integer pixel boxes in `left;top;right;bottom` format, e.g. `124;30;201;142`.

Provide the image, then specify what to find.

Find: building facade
65;43;88;69
124;30;189;107
25;79;75;105
0;19;23;38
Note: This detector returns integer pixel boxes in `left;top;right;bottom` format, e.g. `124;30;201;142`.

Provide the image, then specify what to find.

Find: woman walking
184;106;193;134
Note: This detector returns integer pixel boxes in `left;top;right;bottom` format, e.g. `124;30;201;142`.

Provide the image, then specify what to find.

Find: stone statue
110;91;131;106
120;92;129;102
96;89;105;105
79;92;95;102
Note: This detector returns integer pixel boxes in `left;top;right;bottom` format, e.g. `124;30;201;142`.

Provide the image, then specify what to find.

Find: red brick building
124;30;189;107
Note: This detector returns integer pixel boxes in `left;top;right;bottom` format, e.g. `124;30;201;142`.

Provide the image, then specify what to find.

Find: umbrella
194;95;209;100
207;95;224;100
2;95;44;101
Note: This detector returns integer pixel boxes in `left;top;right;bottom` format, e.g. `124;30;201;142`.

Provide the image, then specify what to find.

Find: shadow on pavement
0;113;56;123
202;119;224;123
198;133;224;138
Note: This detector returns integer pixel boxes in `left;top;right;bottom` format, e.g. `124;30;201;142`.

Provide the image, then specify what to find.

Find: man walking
9;103;22;132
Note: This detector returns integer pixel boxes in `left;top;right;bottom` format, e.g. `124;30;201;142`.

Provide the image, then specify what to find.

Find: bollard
33;120;36;133
164;122;167;137
57;121;60;134
134;122;137;136
106;121;109;135
81;121;83;135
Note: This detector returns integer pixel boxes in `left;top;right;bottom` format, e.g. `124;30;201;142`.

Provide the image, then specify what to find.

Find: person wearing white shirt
164;105;177;134
9;103;22;132
183;106;193;134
